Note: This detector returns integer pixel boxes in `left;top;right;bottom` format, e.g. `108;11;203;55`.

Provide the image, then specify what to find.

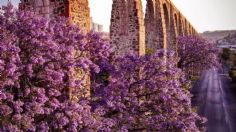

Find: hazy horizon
1;0;236;33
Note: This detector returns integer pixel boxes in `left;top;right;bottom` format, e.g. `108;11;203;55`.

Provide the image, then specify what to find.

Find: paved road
191;69;236;132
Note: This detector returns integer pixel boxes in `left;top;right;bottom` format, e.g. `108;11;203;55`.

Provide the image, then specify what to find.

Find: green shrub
229;68;236;82
189;75;199;82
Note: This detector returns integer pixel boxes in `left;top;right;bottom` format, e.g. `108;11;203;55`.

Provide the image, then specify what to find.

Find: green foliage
220;48;236;67
145;48;155;54
221;48;233;61
189;76;199;82
229;68;236;82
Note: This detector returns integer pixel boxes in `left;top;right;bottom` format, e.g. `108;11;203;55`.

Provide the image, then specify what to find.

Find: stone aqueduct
19;0;197;56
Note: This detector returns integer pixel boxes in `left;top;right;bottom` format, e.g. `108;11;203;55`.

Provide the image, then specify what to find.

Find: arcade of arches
19;0;197;56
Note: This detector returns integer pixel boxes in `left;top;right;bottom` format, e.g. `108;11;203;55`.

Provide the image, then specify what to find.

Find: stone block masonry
69;0;90;33
127;0;146;56
19;0;90;33
110;0;129;56
110;0;145;56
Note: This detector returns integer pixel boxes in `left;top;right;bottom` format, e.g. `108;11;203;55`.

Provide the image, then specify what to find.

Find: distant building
92;23;99;32
90;17;103;32
98;24;103;32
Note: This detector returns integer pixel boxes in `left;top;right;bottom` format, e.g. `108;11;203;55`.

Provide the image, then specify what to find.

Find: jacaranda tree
94;50;205;131
177;36;219;78
0;4;108;131
0;3;205;132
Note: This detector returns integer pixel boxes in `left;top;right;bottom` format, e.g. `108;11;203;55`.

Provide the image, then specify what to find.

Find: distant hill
217;32;236;45
214;31;236;52
200;30;236;42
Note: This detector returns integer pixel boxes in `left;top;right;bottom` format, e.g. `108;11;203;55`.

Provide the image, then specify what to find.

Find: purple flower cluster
178;36;219;77
0;3;106;131
94;50;206;131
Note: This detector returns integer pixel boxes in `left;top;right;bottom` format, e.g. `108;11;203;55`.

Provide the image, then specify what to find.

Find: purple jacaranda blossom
93;50;205;131
177;36;219;78
0;3;108;131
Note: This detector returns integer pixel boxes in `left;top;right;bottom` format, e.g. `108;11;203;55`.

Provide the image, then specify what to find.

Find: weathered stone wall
169;5;178;51
19;0;90;33
127;0;145;56
161;2;170;50
146;0;178;52
144;0;197;53
69;0;90;33
184;19;189;36
145;0;159;52
19;0;53;19
110;0;145;56
155;0;166;49
178;15;184;36
110;0;129;56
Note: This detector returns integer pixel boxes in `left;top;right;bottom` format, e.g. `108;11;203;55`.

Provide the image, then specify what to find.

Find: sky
1;0;236;33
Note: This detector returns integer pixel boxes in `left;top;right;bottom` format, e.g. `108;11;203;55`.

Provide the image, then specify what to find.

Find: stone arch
192;27;197;35
169;6;178;51
188;24;191;35
110;0;145;56
174;13;178;32
162;3;170;50
184;19;189;36
127;0;145;56
110;0;129;55
188;25;192;35
181;18;186;36
145;0;157;51
189;25;193;35
19;0;199;55
155;0;165;49
178;15;184;36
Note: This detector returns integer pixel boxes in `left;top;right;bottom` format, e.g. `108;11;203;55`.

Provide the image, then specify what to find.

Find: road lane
191;69;236;132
